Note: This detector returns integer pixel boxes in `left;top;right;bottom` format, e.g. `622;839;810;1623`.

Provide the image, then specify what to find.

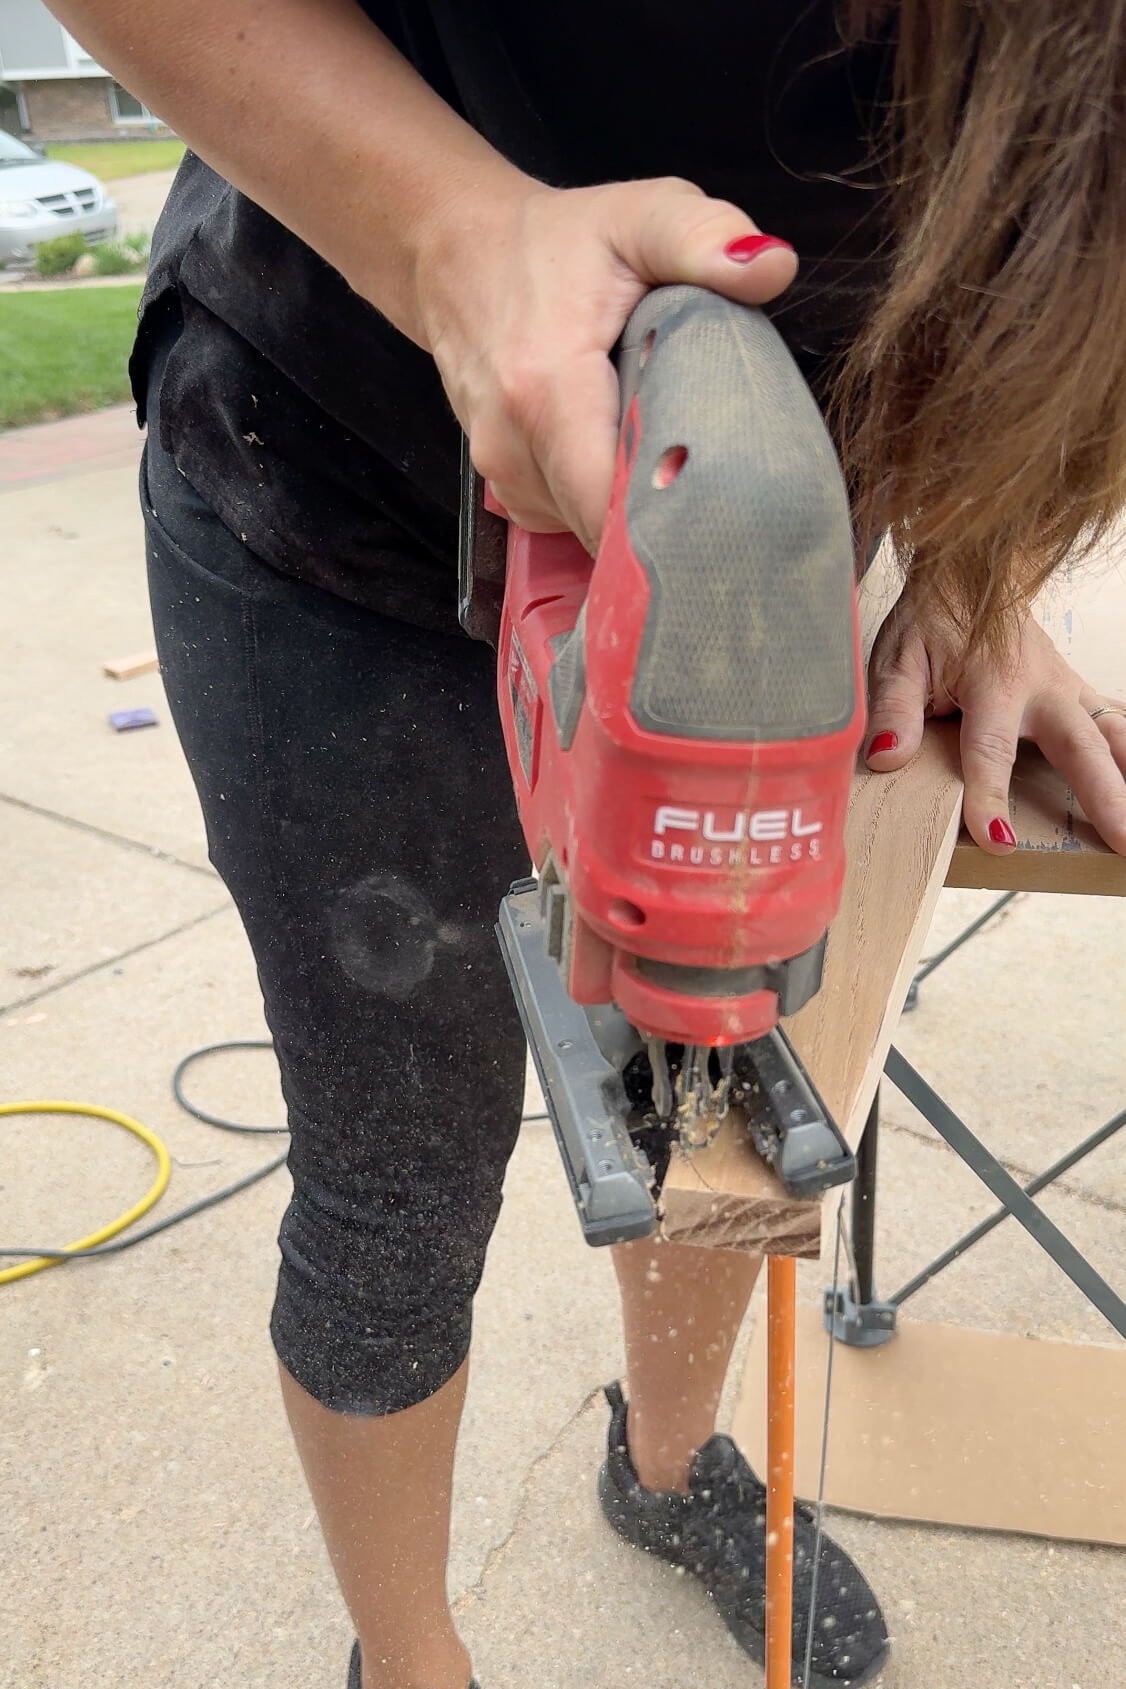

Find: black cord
2;1043;552;1265
0;1150;289;1261
0;1040;289;1263
172;1039;287;1134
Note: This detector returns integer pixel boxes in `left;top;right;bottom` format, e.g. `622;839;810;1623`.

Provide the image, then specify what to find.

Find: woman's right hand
38;6;790;557
408;176;797;554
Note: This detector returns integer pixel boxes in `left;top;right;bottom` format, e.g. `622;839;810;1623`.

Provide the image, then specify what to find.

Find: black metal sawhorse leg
823;1089;897;1346
824;1061;1126;1346
824;889;1126;1345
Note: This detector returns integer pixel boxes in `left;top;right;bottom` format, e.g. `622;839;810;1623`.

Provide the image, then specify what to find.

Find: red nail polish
988;816;1016;847
867;730;898;755
723;234;795;265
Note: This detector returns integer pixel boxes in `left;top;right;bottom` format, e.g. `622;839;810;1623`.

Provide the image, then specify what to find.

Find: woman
51;2;1126;1685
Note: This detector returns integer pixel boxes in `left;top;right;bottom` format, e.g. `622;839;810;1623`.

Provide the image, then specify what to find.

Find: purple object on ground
108;707;158;732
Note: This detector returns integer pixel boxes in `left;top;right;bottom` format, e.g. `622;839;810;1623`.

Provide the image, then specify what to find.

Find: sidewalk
0;405;140;489
1;411;1123;1689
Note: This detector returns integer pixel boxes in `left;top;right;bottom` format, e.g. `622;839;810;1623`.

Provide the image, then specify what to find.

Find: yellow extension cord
0;1102;172;1286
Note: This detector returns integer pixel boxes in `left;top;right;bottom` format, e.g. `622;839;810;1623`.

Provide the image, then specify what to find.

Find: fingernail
867;730;898;756
723;234;795;265
988;816;1016;847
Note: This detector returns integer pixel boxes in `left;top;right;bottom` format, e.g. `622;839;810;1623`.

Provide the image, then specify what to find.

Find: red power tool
459;286;865;1244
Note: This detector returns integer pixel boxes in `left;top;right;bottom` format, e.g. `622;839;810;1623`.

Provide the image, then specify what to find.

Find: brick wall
19;77;171;142
21;77;114;140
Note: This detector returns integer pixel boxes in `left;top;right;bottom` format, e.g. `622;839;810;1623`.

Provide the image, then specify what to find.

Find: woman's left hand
865;593;1126;855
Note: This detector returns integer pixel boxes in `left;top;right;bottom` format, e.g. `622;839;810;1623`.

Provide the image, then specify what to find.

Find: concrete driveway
110;168;177;239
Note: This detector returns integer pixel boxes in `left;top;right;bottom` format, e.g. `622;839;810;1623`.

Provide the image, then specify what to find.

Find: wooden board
782;722;964;1144
778;554;964;1146
947;742;1126;896
737;1308;1126;1546
948;553;1126;897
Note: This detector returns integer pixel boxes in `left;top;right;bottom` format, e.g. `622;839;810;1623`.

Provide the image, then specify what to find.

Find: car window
0;133;38;165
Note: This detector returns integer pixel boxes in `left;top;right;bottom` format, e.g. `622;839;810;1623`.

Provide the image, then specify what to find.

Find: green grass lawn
46;139;185;180
0;283;143;429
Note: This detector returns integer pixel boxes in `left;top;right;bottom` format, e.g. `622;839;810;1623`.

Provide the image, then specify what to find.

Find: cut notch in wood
658;1108;822;1257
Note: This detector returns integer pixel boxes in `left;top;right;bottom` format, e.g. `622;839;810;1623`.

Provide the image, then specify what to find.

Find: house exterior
0;0;169;139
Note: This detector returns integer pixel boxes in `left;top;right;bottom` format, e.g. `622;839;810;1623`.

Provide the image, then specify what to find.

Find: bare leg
279;1360;471;1689
612;1239;762;1493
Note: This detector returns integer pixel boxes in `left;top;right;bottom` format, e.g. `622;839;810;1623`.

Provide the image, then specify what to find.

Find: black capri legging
143;342;530;1416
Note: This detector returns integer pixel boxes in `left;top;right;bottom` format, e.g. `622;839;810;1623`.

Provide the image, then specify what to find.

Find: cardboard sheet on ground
737;1308;1126;1546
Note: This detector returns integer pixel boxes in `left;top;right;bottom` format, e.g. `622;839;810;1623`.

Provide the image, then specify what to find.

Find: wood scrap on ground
102;648;159;680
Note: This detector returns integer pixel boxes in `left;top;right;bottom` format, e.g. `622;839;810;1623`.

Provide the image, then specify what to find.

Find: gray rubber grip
618;287;856;741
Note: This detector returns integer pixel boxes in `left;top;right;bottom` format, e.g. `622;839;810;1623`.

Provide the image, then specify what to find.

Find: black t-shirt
132;1;893;633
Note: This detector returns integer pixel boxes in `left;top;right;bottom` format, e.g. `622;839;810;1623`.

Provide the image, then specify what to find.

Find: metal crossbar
902;891;1018;1011
883;1046;1126;1341
826;893;1126;1348
889;1103;1126;1309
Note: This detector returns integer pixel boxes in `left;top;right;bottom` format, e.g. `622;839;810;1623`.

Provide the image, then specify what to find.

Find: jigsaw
459;285;865;1244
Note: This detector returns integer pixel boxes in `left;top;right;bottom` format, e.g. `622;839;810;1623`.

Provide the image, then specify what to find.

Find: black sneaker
598;1382;889;1687
347;1640;479;1689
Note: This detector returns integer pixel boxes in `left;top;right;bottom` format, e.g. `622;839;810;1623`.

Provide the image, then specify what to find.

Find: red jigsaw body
493;386;866;1048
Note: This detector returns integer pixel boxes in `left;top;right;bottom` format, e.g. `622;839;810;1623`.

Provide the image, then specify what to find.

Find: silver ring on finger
1089;704;1126;722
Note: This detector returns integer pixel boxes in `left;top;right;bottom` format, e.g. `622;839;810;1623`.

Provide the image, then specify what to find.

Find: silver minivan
0;131;117;266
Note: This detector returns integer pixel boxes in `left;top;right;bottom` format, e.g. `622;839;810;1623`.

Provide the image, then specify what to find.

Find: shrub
34;233;88;277
91;241;133;276
90;236;150;277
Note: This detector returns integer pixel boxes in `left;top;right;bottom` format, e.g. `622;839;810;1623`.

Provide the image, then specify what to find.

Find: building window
108;81;154;125
0;83;28;136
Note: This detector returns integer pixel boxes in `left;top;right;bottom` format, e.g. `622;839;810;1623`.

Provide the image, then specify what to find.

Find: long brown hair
837;0;1126;654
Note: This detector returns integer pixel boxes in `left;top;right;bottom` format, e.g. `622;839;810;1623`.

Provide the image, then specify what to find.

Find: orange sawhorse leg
765;1254;797;1689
